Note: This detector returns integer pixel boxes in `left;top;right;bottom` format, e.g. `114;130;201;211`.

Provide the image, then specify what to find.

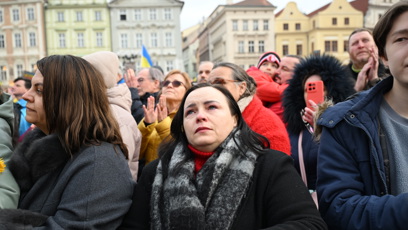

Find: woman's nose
196;111;207;122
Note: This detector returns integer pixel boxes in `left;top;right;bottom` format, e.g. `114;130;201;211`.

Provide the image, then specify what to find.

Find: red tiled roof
350;0;368;15
307;0;368;17
233;0;273;7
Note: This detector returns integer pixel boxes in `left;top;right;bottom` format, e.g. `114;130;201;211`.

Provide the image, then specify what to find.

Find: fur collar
283;54;356;134
9;128;70;194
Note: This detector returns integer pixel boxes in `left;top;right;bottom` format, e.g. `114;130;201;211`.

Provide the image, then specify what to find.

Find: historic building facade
109;0;184;73
0;0;46;86
45;0;111;56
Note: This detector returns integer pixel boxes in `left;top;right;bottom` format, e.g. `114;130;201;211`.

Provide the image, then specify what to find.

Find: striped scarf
151;130;258;230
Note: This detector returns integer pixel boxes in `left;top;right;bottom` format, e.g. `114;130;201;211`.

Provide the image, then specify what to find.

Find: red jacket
246;67;287;121
242;96;291;155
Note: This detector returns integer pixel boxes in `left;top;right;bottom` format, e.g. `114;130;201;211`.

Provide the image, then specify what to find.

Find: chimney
226;0;233;5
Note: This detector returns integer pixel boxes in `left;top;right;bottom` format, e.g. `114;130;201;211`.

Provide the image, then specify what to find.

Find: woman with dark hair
0;55;134;229
283;54;355;194
120;84;327;230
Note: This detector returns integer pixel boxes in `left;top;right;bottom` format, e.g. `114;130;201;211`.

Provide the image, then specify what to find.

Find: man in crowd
317;2;408;229
344;28;388;92
197;61;214;83
11;77;32;143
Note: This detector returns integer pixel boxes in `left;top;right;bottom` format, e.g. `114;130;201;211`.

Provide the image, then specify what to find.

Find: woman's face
22;70;48;134
183;87;237;152
162;73;187;103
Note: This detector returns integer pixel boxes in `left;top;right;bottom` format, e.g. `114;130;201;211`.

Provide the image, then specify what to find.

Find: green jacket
0;92;20;208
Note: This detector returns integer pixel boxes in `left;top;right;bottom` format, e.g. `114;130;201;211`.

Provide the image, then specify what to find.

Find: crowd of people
0;2;407;229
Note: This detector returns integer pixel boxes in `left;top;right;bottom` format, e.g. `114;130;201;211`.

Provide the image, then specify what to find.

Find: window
253;20;258;31
76;11;83;22
243;20;248;31
135;33;142;48
0;35;4;48
248;41;254;53
332;41;338;52
120;9;127;21
296;44;302;55
325;41;330;52
77;33;84;47
27;8;35;21
95;11;102;21
232;20;238;31
165;32;172;47
29;32;36;47
282;45;289;55
263;19;269;30
238;41;244;53
332;18;337;25
325;40;338;52
259;40;264;53
313;20;316;28
343;40;348;52
295;23;301;30
96;32;103;47
135;9;141;20
14;33;22;48
164;9;172;20
311;42;314;52
16;64;23;78
283;23;289;30
59;33;66;48
121;33;128;48
0;10;3;23
151;32;157;47
0;66;7;81
150;9;157;20
57;12;64;22
12;9;20;21
166;60;173;72
344;17;349;25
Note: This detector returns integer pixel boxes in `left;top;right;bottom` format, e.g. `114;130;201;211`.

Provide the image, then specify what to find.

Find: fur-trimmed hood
283;54;355;134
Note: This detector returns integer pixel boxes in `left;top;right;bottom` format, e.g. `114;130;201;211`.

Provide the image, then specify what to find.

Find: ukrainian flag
141;45;153;68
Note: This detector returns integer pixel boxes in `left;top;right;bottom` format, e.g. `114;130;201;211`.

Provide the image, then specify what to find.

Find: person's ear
381;53;388;65
238;81;247;97
233;115;238;127
154;79;161;88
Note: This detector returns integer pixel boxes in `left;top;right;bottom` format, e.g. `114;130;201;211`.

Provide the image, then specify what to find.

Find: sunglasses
209;78;240;85
162;80;185;88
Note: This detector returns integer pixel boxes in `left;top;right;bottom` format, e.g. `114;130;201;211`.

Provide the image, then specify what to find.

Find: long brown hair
36;55;128;158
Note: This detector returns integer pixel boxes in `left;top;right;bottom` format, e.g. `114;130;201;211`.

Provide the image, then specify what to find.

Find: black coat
119;150;327;230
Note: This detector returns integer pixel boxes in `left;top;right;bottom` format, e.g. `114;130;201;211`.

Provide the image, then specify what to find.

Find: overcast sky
180;0;345;30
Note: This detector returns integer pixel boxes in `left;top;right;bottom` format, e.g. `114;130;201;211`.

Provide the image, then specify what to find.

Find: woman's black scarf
151;130;258;230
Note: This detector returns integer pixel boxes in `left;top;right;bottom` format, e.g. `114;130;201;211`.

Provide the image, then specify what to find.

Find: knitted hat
83;51;120;88
257;52;281;69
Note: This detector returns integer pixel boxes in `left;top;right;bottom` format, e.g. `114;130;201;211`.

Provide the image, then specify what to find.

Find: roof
232;0;273;7
307;0;368;17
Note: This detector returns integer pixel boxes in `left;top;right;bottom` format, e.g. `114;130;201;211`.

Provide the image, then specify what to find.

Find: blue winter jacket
317;76;408;230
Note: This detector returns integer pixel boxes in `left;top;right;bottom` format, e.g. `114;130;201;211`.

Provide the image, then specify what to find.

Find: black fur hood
283;54;355;134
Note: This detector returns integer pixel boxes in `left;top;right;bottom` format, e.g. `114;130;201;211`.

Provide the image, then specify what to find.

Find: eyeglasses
162;80;185;88
209;78;240;85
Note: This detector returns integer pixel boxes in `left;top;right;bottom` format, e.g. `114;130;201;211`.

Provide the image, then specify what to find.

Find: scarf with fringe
151;130;258;230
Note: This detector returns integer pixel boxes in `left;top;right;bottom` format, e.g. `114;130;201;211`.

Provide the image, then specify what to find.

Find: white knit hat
83;51;120;88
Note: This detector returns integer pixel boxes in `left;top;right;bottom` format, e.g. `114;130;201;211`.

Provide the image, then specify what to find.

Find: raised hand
143;96;158;124
157;95;168;122
125;69;138;88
